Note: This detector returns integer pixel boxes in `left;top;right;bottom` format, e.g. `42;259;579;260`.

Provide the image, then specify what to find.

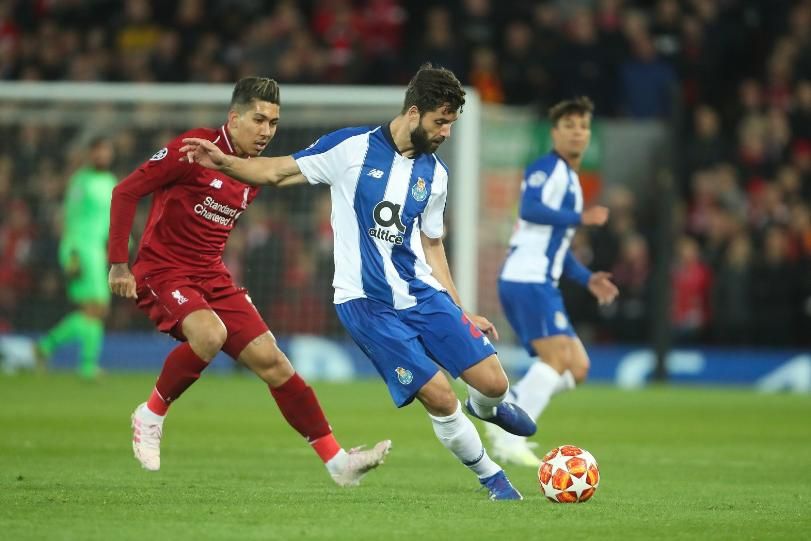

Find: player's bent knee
570;363;589;383
189;325;227;358
475;377;508;399
256;351;294;383
417;379;458;417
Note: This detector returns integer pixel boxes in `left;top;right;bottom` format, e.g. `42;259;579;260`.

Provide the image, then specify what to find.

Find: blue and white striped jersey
293;124;448;309
500;151;584;285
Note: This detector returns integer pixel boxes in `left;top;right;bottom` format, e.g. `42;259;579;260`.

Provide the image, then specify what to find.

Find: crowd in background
1;0;810;345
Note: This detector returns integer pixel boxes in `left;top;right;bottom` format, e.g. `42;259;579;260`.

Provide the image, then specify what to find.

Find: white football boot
330;440;392;487
131;403;163;471
485;424;542;468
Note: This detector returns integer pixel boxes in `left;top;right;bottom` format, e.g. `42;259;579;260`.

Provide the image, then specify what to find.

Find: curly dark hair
548;96;595;126
401;63;466;115
230;77;281;111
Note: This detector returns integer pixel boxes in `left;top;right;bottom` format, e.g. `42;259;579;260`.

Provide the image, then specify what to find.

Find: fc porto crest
395;366;413;385
411;177;428;201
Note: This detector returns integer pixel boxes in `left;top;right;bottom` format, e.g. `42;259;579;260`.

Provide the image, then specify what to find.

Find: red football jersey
108;125;260;278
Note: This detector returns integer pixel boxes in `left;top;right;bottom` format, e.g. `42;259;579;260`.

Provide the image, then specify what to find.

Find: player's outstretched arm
420;233;499;340
179;138;302;186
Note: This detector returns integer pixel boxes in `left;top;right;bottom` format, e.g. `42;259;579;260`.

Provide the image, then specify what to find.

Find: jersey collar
213;124;238;156
382;122;400;154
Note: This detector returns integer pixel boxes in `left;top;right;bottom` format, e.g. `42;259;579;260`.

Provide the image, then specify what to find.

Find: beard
410;124;444;155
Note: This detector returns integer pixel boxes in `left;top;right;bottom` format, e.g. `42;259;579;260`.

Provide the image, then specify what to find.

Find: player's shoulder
299;125;375;155
171;127;218;146
526;151;562;175
431;153;450;177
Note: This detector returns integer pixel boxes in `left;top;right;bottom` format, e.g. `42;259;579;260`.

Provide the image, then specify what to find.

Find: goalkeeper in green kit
36;137;117;379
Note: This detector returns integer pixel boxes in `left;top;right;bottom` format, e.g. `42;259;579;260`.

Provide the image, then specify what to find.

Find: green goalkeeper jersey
61;166;117;251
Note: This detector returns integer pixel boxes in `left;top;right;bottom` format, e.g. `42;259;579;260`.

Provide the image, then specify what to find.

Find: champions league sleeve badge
150;147;168;161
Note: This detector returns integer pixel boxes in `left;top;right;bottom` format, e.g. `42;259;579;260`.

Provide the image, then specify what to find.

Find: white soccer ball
538;445;600;503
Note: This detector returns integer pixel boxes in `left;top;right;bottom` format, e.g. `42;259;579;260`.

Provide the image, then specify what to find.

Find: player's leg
73;301;107;380
37;249;108;379
404;292;535;437
486;281;576;465
225;317;390;487
336;297;519;498
131;276;224;471
568;336;591;384
71;248;113;380
415;371;521;500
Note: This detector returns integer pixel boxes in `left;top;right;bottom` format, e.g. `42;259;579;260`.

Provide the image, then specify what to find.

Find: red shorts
136;271;269;359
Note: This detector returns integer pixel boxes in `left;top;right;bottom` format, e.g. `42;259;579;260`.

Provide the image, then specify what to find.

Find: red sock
269;373;341;462
146;342;209;415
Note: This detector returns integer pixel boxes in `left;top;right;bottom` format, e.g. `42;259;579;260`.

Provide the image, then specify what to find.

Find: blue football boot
480;470;523;501
464;398;537;437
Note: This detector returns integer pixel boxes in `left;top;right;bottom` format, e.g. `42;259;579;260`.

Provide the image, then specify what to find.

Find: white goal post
0;82;482;312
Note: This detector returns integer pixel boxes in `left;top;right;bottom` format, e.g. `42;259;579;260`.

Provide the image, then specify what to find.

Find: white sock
429;401;502;479
325;449;349;475
141;404;166;424
554;369;576;395
466;385;507;418
513;361;561;421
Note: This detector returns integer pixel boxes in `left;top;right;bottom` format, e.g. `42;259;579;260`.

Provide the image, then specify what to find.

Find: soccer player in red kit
107;77;390;485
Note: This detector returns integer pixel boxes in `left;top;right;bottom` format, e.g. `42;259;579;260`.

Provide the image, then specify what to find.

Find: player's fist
179;138;231;170
581;206;609;226
109;263;137;299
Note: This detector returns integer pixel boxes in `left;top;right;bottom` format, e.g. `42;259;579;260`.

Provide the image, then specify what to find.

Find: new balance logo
209;179;223;189
367;169;384;179
171;289;188;305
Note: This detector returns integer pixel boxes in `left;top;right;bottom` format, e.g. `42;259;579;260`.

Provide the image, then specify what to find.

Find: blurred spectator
468;47;504;104
609;233;651;342
711;233;753;344
684;105;731;178
619;33;677;118
750;226;799;345
671;235;712;344
499;21;545;106
410;6;464;76
555;7;616;114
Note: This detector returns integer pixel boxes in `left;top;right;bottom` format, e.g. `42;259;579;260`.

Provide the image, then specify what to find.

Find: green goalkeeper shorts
60;243;111;304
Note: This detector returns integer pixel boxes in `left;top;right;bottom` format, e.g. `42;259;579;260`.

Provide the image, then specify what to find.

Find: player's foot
131;402;163;471
485;425;542;467
480;470;523;501
465;398;537;437
330;440;392;487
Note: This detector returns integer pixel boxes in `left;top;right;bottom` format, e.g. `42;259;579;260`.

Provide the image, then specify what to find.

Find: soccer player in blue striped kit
491;97;619;467
180;64;535;500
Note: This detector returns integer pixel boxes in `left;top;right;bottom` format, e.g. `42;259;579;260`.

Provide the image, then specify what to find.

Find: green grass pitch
1;374;809;540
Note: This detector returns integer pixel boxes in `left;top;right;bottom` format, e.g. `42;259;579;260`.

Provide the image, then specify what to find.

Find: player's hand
581;206;609;226
179;138;231;170
109;263;137;299
587;272;619;306
470;314;499;341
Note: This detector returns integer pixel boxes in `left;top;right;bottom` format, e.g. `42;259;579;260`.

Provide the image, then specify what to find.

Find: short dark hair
230;77;280;111
401;63;466;115
548;97;594;126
